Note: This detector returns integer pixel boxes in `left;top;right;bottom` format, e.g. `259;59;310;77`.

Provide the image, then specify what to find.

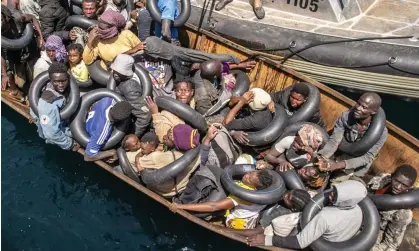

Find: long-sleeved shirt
318;110;387;176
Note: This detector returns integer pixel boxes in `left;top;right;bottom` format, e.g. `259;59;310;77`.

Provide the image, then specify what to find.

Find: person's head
122;134;141;152
112;0;126;8
45;35;67;63
352;92;381;120
97;10;126;40
391;164;417;195
48;62;69;93
242;170;273;190
200;59;223;81
174;80;194;104
67;43;83;66
298;165;328;188
330;180;367;209
108;101;133;123
291;124;323;157
289;83;310;109
163;124;200;150
110;54;134;83
283;189;311;212
139;132;159;155
82;0;98;18
248;88;272;111
1;5;13;32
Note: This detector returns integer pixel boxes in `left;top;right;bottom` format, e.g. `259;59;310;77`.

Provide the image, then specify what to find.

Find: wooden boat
2;23;418;250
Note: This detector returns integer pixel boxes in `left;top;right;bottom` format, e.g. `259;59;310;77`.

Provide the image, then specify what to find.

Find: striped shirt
85;97;116;156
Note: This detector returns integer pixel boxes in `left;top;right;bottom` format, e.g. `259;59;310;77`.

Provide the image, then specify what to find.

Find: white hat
110;54;134;77
248;88;272;111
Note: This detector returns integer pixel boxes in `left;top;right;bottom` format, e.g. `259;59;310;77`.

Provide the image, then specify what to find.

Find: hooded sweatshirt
266;180;367;249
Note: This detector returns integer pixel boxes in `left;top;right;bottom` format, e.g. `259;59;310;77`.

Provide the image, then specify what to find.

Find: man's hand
105;149;118;163
133;41;146;53
71;142;81;152
69;30;78;41
206;125;219;141
239;60;256;70
241;91;254;104
315;156;331;172
246;234;265;247
277;161;293;172
2;76;9;90
267;101;275;113
37;36;45;49
145;96;159;114
87;26;99;48
231;131;249;145
130;10;138;20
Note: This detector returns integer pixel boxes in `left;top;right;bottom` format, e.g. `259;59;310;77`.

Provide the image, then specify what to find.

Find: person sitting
67;43;90;84
316;92;388;183
247;180;367;248
84;99;133;162
111;54;151;137
29;62;80;151
267;82;325;128
121;134;142;168
34;35;68;78
145;80;195;142
38;0;69;39
170;169;273;229
368;164;417;251
68;0;99;47
83;10;145;67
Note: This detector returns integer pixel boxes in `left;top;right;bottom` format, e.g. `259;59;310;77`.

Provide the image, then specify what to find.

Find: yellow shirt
70;61;89;82
82;30;141;65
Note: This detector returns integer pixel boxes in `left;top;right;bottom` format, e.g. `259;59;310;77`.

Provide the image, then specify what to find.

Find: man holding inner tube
68;0;99;46
316;92;388;183
30;62;80;151
368;164;417;251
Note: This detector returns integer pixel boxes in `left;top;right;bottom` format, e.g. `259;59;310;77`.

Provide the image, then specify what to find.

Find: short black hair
256;170;273;190
82;0;97;5
67;43;84;54
140;132;159;147
292;83;310;98
394;164;417;182
289;189;311;211
48;62;68;76
174;79;195;90
121;134;136;150
109;101;133;122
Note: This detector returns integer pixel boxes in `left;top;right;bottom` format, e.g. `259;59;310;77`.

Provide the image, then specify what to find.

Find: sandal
215;0;233;11
253;6;265;19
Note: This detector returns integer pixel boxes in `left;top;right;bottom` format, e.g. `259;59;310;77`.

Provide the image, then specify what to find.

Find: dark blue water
2;105;253;251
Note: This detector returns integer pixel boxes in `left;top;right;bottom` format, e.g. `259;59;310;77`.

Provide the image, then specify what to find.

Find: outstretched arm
21;13;43;45
174;198;235;213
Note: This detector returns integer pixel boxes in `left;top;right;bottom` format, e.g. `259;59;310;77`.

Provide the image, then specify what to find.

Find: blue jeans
155;0;179;40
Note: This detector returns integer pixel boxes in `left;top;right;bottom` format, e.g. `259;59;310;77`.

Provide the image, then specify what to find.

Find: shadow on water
1;105;254;251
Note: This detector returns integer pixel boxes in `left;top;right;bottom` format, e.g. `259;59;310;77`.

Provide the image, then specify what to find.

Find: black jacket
39;0;69;39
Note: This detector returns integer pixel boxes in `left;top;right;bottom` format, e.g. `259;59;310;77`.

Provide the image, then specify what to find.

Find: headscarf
296;124;323;161
173;124;200;151
97;10;126;40
44;35;67;62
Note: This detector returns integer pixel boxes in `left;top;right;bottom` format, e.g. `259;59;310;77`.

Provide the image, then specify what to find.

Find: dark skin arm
222;91;254;126
172;198;235;213
315;156;346;172
20;14;44;48
84;149;117;162
229;61;256;71
123;41;147;55
223;226;264;237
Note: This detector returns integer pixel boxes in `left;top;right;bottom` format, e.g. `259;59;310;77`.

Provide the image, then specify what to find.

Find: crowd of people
1;0;418;250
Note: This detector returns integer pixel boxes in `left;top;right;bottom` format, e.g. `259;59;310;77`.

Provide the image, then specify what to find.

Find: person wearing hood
247;180;367;249
33;35;68;78
30;62;80;151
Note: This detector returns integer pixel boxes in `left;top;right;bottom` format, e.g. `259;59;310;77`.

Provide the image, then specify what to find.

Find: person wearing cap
222;88;274;145
267;82;325;128
111;54;151;138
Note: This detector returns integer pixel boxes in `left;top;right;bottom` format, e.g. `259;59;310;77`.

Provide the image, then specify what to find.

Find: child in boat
368;164;417;251
67;43;90;83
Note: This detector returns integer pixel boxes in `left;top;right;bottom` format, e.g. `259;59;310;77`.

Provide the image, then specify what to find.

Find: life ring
1;23;34;51
116;148;142;183
246;104;288;146
301;190;380;251
282;82;321;125
146;0;191;27
274;122;329;148
368;189;419;211
65;15;98;30
220;164;286;205
71;4;83;15
70;88;130;149
338;107;386;156
141;146;200;187
107;64;153;98
88;60;110;86
230;70;250;97
71;0;82;6
29;71;80;120
73;78;94;88
155;96;207;134
278;169;306;190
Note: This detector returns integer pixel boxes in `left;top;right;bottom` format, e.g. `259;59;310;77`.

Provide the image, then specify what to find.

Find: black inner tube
246;104;288;146
301;190;380;251
230;70;250;97
71;0;82;6
278;169;306;191
65;15;98;30
116;148;142;183
155;96;207;134
29;71;80;120
71;4;83;15
70;88;130;149
220;164;286;205
1;23;34;51
368;189;419;211
107;64;153;98
146;0;191;27
88;60;111;86
338;107;386;156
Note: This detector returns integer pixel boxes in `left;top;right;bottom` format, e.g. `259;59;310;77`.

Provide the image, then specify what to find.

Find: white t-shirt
274;136;295;153
264;212;301;237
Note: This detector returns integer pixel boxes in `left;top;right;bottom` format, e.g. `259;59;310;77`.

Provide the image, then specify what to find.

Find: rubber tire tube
116;148;142;183
146;0;191;27
282;82;321;125
1;23;34;51
155;96;207;134
71;4;83;15
71;0;82;6
88;60;111;86
70;88;130;149
141;146;200;187
246;104;288;147
368;189;419;211
274;121;329;149
278;169;306;190
301;190;380;251
230;69;251;97
107;64;153;99
126;0;135;15
29;71;80;120
338;107;386;156
65;15;98;30
74;78;94;88
221;164;286;205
